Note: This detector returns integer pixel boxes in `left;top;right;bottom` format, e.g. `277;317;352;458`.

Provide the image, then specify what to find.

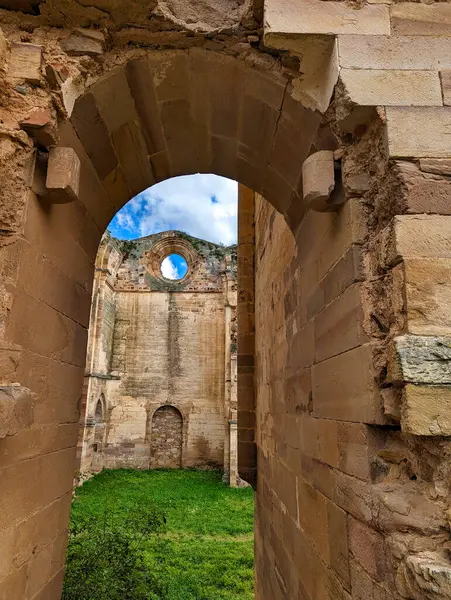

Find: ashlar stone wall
78;230;238;475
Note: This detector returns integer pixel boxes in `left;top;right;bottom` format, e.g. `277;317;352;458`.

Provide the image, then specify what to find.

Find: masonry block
402;384;451;436
312;344;385;424
338;35;451;71
391;2;451;36
440;71;451;107
297;477;329;562
350;560;388;600
61;34;103;57
45;63;70;89
75;28;105;45
419;158;451;176
348;517;393;583
327;501;350;588
395;161;451;216
8;42;42;84
46;147;81;203
265;0;389;40
388;334;451;387
340;69;442;107
314;283;368;363
385;107;451;158
403;258;451;336
0;385;34;438
382;215;451;268
20;109;58;148
317;198;366;282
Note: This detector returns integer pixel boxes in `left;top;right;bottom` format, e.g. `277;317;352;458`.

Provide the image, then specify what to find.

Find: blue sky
108;174;238;246
108;174;238;280
161;254;188;280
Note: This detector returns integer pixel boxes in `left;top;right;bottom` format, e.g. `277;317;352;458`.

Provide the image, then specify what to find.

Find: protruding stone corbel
0;385;34;439
302;150;343;212
28;146;81;204
46;147;81;203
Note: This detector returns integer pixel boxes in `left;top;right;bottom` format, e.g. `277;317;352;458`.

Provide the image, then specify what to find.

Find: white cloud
161;256;179;280
108;174;238;245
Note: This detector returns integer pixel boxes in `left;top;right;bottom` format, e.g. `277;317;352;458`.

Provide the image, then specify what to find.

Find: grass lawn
69;469;255;600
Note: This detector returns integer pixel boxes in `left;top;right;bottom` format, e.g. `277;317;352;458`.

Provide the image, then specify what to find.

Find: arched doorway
150;406;183;469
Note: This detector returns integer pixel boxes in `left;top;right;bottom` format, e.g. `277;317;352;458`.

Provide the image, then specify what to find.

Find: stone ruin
77;230;239;482
2;0;451;598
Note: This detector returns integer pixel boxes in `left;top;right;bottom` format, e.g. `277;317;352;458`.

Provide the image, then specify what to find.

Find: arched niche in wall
150;405;183;469
92;395;107;472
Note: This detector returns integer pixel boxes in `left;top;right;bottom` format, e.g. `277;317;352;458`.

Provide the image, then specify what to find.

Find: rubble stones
61;34;103;57
19;109;59;147
8;42;42;84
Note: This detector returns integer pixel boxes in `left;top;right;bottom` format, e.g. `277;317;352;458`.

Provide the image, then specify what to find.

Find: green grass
70;469;255;599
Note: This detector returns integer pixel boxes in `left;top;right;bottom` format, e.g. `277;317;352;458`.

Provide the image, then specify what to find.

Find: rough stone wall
78;230;238;473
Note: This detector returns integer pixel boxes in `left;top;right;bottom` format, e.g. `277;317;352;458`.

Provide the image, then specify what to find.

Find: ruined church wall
104;288;227;469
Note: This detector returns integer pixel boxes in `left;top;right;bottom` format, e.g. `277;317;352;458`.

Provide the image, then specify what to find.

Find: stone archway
52;47;328;483
150;405;183;469
2;8;451;600
61;48;323;227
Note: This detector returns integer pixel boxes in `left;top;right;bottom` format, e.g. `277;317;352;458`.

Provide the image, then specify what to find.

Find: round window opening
160;254;189;280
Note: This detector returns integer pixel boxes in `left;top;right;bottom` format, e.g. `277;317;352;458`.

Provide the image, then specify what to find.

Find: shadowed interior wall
253;193;371;598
